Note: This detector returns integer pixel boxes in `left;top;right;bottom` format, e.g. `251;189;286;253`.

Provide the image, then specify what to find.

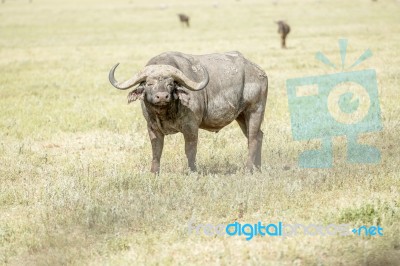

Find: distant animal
177;13;190;27
276;20;290;48
109;51;268;173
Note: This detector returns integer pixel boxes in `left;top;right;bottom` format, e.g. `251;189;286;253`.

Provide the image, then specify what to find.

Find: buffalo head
109;64;209;107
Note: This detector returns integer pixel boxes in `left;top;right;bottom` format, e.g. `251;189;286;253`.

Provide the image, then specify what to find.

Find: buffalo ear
127;85;144;104
174;88;190;107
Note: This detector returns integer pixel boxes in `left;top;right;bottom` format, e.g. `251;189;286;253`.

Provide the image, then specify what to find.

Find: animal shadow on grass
197;160;243;175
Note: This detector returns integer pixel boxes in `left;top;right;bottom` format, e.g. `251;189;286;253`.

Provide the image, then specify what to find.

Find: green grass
1;0;400;265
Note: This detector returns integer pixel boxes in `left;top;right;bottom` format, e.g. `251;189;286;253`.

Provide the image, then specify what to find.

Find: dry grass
1;0;400;265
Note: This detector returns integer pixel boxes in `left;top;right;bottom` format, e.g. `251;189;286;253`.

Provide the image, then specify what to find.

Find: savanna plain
0;0;400;265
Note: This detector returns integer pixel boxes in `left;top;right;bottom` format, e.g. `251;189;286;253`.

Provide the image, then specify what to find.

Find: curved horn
109;63;209;91
109;63;147;90
168;64;209;91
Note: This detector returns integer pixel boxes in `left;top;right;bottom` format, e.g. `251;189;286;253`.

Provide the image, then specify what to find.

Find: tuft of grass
338;200;400;226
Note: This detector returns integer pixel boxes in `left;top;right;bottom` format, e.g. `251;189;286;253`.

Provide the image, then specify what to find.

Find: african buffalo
109;51;268;173
276;20;290;49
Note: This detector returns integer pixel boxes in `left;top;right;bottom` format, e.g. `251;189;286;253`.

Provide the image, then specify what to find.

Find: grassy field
1;0;400;265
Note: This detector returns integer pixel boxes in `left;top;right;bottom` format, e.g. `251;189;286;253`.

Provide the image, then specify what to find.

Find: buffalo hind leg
245;109;264;171
236;112;263;170
255;130;263;167
236;113;248;138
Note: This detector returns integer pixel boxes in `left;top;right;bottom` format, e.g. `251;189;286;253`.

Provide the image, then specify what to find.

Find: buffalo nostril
165;95;169;99
156;95;160;99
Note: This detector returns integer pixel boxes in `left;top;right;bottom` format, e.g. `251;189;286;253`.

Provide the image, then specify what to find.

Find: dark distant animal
109;51;268;173
178;13;190;27
276;21;290;49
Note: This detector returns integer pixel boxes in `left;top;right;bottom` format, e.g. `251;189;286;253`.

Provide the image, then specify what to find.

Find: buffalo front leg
148;126;164;173
183;128;198;172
